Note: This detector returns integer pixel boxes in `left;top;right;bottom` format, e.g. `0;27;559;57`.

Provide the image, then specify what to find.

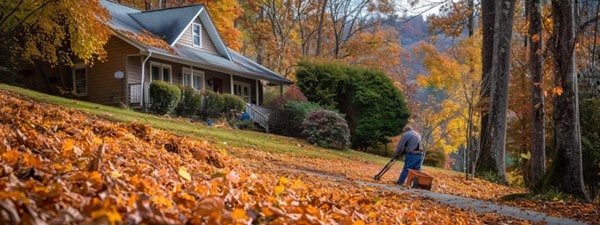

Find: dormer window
192;23;202;47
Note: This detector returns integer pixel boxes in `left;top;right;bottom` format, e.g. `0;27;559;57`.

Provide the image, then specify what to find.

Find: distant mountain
383;15;430;45
382;15;461;82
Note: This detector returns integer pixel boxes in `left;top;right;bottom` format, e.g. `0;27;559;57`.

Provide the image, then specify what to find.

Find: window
72;63;87;96
183;70;192;86
233;81;251;102
183;68;205;91
192;23;202;47
150;62;172;82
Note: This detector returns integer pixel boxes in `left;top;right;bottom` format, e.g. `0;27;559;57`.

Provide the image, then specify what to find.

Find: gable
170;8;231;60
176;17;219;55
99;0;292;85
129;5;203;45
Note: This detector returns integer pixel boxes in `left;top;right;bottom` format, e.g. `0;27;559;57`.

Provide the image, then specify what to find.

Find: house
64;0;291;112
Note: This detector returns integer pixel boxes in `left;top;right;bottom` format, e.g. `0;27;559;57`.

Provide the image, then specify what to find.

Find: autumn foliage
0;88;543;225
1;88;599;224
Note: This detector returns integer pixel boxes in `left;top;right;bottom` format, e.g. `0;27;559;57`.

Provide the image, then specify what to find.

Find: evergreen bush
175;86;202;118
222;93;246;119
149;81;181;115
296;60;410;151
269;101;322;137
199;90;224;120
301;109;350;150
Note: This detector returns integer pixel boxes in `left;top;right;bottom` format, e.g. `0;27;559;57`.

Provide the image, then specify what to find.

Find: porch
128;82;273;132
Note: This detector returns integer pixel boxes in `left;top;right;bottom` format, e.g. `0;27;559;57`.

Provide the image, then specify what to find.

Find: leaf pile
0;90;541;224
226;130;600;224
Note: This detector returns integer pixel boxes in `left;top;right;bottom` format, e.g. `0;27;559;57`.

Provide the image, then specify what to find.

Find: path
291;168;587;225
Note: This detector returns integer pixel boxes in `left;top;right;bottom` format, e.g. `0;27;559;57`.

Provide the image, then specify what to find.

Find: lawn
0;83;384;163
1;83;598;224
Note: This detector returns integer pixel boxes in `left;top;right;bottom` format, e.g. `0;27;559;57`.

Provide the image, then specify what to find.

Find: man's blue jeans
397;153;425;184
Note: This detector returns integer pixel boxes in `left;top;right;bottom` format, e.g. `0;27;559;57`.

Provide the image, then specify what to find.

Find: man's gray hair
403;125;413;132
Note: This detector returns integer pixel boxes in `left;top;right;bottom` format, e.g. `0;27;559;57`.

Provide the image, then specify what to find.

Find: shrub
198;90;224;120
265;85;307;108
175;86;202;118
301;109;350;150
231;119;255;130
422;150;446;168
268;101;323;137
149;81;181;115
296;60;410;151
222;94;246;119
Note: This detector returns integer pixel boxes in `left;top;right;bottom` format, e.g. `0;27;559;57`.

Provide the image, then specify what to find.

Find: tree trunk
315;0;327;56
464;0;475;179
545;0;590;201
475;0;496;177
528;0;546;189
486;0;517;184
467;0;474;36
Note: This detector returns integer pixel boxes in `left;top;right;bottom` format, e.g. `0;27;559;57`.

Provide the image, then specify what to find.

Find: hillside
0;86;598;224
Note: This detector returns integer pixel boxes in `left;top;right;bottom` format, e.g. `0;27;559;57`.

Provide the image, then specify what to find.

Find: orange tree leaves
0;89;546;225
0;0;111;66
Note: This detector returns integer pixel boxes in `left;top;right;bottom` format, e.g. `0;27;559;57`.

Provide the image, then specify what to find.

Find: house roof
100;0;292;85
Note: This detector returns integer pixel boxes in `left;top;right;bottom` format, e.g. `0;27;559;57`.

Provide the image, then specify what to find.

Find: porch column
229;74;234;94
255;80;259;105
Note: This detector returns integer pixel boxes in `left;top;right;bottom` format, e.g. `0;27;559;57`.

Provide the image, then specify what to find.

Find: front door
212;78;223;93
233;81;251;102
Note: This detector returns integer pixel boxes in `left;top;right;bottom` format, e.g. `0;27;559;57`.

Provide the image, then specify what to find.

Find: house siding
126;55;141;104
178;17;219;55
87;36;139;106
127;56;142;84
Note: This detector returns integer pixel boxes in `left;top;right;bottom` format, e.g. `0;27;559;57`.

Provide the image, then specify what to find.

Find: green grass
0;83;388;164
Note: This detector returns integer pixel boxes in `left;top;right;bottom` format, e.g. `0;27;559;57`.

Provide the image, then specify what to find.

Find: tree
481;0;518;184
238;0;306;78
238;0;398;79
427;0;476;38
475;0;495;178
414;37;481;161
544;0;590;201
527;0;546;188
295;60;410;151
0;0;111;67
425;0;478;178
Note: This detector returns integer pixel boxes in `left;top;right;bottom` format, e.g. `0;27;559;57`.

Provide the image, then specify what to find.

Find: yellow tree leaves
414;34;482;155
178;166;192;181
1;0;112;66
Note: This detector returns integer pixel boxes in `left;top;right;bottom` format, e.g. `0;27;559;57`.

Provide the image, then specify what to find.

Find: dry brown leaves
0;89;586;224
228;133;600;225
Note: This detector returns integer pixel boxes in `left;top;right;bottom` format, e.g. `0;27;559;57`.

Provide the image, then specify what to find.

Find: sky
394;0;448;18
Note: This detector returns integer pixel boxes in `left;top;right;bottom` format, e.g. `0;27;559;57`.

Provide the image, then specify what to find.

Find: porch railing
129;82;150;107
246;103;270;133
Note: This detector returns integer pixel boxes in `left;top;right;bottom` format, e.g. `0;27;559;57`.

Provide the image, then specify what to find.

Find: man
393;125;424;185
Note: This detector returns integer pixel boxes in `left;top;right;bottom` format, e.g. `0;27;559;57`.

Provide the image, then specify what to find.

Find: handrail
246;103;270;133
128;82;150;107
129;83;142;104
